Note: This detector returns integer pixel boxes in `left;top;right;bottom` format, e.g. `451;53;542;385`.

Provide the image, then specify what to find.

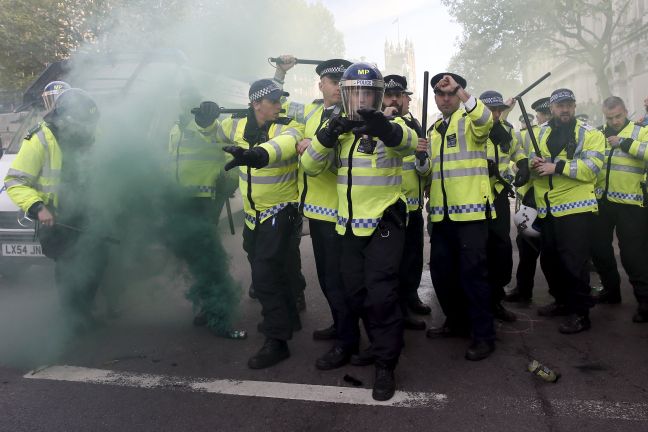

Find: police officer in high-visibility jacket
220;79;305;369
285;59;352;342
479;90;520;324
506;97;551;303
302;62;416;401
424;73;495;361
169;88;235;226
592;96;648;322
4;88;105;331
531;88;605;333
382;74;431;330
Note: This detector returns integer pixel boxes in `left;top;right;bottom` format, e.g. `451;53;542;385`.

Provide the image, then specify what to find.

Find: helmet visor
341;83;384;121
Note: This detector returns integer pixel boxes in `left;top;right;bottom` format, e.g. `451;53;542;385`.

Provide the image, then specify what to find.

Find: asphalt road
1;214;648;432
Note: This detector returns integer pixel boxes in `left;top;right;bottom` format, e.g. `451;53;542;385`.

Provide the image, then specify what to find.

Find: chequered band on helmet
249;83;281;102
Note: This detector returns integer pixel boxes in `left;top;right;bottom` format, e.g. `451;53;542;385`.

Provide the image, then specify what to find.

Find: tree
442;0;648;100
0;0;345;93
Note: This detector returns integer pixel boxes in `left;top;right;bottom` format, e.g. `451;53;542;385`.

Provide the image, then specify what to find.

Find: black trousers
338;208;406;368
591;200;648;304
309;218;348;331
514;233;540;298
487;193;513;303
539;212;594;315
243;206;301;341
430;219;494;342
53;235;108;321
398;209;424;314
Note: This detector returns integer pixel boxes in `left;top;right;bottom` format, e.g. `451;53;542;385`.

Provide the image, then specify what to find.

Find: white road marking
23;365;447;408
23;365;648;421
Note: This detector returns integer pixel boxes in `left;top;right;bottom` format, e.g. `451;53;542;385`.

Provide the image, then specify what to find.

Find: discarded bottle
528;360;560;383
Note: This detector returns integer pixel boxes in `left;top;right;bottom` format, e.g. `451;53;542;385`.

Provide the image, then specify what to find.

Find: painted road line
24;365;448;408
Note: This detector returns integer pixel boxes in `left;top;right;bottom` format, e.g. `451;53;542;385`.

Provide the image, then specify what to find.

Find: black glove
487;159;498;177
223;146;269;171
513;158;530;187
489;122;512;153
353;109;401;146
316;115;352;148
191;101;220;128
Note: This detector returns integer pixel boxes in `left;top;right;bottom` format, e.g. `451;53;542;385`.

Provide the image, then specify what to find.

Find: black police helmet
340;62;385;121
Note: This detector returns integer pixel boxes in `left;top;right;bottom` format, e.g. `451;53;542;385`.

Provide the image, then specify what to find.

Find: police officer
302;62;417;401
169;88;235;226
291;59;353;341
424;73;496;361
506;97;551;303
531;88;605;333
221;79;304;369
592;96;648;322
479;90;519;323
167;87;242;336
4;88;105;331
383;74;431;329
519;113;535;131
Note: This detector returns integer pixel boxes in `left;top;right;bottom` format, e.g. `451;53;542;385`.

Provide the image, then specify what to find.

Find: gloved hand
191;101;220;128
352;109;399;144
223;146;269;171
316;115;352;148
489;122;512;153
513;158;530;187
487;159;498;177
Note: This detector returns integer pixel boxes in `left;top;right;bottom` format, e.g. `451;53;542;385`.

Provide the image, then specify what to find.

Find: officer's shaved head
602;96;626;112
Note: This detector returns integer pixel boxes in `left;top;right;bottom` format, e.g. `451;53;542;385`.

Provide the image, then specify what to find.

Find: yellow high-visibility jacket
219;112;304;229
169;118;233;198
428;98;494;222
530;120;605;218
302;119;416;236
595;121;648;206
4;123;62;212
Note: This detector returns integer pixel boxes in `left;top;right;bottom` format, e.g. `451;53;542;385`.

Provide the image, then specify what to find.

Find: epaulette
231;111;248;119
311;98;324;105
274;116;293;125
579;122;595;131
24;123;42;140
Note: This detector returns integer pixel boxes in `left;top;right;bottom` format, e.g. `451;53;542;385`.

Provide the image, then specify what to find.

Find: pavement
1;215;648;432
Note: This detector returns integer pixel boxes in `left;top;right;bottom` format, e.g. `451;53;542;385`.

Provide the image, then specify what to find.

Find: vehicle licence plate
1;243;44;257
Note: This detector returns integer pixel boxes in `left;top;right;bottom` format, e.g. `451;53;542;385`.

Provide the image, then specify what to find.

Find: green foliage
442;0;647;99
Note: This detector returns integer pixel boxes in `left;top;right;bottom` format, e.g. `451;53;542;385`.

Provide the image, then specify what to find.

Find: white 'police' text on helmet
42;81;71;111
339;62;385;121
513;205;541;238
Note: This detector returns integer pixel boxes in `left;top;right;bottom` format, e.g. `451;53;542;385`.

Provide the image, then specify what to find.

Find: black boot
312;324;337;340
426;320;470;339
537;302;570;317
493;302;517;322
403;316;427;330
315;346;353;370
465;340;495;361
504;287;532;304
372;365;396;401
248;338;290;369
350;348;374;366
596;288;621;304
633;304;648;323
407;295;432;315
558;313;591;334
193;310;208;327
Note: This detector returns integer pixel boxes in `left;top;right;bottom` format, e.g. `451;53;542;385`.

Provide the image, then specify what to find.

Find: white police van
0;49;249;278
